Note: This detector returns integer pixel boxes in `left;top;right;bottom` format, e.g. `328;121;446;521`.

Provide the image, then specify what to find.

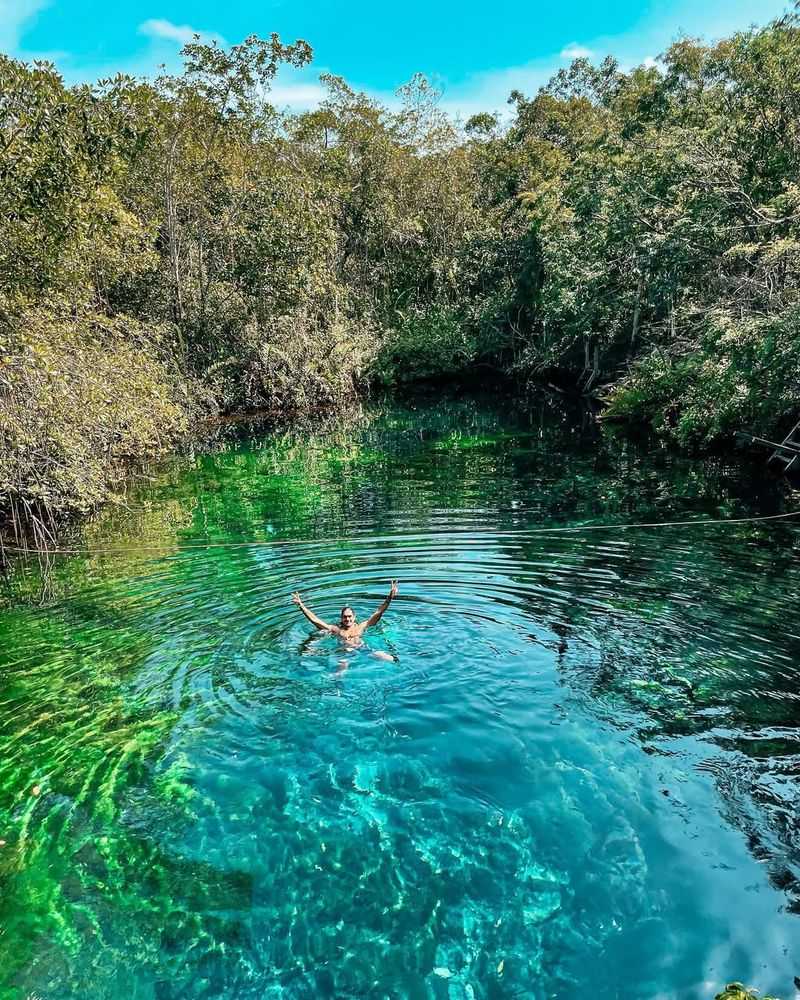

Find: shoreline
2;375;794;559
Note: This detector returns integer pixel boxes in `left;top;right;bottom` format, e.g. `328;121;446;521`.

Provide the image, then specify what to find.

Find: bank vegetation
2;12;800;536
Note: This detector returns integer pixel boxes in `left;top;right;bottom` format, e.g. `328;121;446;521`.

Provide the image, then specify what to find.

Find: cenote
2;388;799;1000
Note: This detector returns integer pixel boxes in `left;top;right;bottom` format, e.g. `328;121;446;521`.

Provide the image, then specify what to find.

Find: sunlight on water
1;390;799;999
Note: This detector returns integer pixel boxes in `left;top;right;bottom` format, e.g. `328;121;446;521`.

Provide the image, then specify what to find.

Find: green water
2;389;800;999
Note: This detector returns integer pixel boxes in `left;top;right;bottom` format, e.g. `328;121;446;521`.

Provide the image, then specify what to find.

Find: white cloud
269;81;329;110
138;18;224;47
428;58;561;122
42;18;227;83
642;55;658;68
560;42;594;60
0;0;47;53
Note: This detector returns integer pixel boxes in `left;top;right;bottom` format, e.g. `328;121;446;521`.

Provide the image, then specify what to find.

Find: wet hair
340;606;355;618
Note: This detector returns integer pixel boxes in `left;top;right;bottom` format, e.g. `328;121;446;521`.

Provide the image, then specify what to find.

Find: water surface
2;389;800;999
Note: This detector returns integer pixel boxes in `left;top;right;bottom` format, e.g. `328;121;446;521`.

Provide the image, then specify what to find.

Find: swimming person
291;581;399;662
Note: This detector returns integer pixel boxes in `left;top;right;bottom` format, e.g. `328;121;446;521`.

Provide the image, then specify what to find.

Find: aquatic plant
715;984;780;1000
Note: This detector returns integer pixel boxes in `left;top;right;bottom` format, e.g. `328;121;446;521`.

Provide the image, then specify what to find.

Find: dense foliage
2;10;800;530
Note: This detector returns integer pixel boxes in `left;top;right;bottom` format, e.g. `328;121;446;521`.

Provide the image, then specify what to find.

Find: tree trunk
163;150;185;337
629;277;643;361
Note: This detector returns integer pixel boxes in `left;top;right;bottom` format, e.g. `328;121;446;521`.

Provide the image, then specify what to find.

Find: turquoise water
2;390;800;999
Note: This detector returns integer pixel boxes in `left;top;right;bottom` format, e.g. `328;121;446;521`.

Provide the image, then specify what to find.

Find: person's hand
291;591;301;605
389;580;399;598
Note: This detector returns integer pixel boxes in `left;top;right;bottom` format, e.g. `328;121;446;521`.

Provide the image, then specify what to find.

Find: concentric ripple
1;391;800;1000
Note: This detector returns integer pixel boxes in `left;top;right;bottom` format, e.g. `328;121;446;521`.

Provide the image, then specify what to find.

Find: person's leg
371;651;395;662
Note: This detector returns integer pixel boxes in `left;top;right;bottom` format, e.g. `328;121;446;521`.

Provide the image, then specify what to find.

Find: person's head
339;606;356;628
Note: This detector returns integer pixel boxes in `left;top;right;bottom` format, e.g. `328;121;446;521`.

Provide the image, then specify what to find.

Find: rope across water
3;508;799;557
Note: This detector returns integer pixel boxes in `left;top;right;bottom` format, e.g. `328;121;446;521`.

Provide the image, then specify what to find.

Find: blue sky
1;0;791;116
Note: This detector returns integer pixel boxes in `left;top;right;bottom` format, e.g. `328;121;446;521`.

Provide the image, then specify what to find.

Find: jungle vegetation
2;10;800;534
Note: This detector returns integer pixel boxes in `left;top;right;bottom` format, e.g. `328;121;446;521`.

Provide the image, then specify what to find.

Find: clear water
2;389;800;1000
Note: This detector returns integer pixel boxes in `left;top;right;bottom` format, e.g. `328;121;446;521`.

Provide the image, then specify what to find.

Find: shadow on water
1;386;799;999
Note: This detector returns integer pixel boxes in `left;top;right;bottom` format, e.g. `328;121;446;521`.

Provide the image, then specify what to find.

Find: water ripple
2;394;799;999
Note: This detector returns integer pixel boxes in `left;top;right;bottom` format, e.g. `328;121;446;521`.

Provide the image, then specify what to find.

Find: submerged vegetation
1;393;796;997
715;986;779;1000
2;10;800;530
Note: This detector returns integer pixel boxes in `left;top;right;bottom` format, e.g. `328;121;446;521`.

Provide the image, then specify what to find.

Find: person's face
340;608;355;628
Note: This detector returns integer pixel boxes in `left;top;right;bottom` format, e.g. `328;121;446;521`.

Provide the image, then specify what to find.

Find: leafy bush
202;311;375;414
604;309;800;447
373;308;484;384
0;301;193;533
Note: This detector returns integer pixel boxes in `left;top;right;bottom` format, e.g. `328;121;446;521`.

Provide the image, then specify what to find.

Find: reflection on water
1;388;799;999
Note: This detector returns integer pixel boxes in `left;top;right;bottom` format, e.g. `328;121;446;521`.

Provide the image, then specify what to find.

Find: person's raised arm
361;581;399;631
292;592;335;632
